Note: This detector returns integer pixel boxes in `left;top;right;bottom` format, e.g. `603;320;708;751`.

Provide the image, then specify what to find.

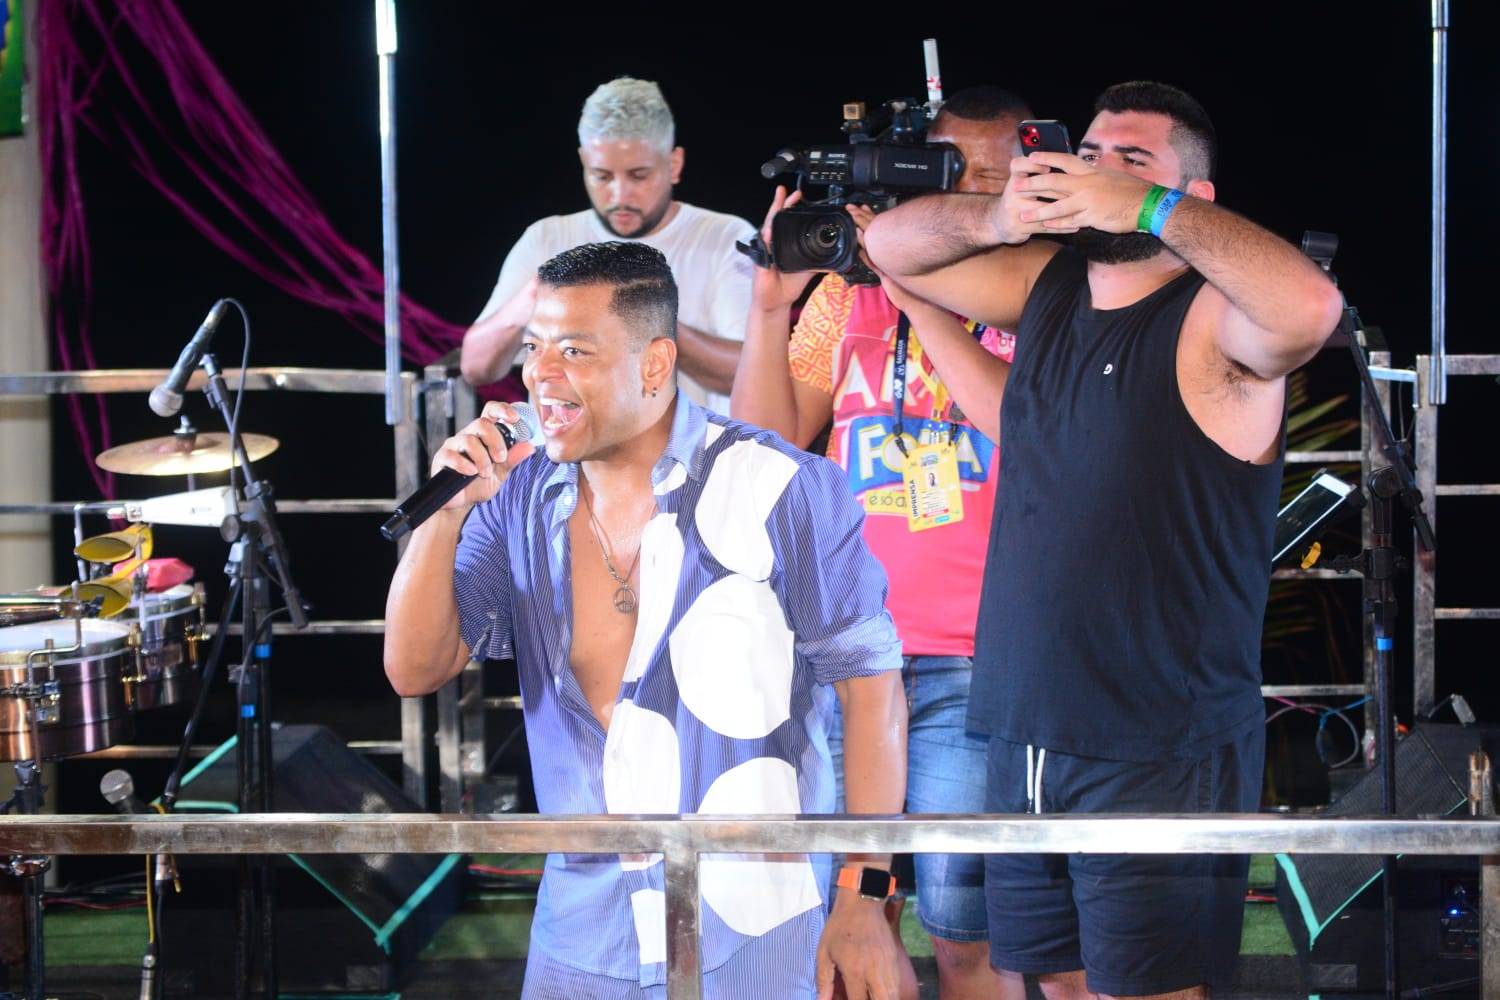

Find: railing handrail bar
0;367;414;397
3;813;1497;858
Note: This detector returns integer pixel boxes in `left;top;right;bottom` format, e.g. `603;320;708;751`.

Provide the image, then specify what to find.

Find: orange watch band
836;864;896;899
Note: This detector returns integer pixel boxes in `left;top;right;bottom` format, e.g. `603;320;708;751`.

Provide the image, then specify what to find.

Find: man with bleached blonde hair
461;77;755;413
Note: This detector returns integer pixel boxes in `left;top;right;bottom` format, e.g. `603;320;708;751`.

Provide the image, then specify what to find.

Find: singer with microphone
384;241;906;999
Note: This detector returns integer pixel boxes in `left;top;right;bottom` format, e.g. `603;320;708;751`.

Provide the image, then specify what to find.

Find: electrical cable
145;855;156;945
1265;697;1368;768
469;863;542;878
222;298;251;499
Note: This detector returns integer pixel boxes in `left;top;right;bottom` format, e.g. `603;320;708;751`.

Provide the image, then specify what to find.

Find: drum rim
0;619;132;666
129;583;198;624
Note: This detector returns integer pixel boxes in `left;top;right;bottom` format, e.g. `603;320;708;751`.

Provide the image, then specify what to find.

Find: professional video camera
738;42;963;284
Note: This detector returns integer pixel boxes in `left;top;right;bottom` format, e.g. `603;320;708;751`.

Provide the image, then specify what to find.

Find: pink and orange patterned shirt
789;274;1014;657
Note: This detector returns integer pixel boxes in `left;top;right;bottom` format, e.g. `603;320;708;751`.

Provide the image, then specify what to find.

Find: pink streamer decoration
35;0;517;497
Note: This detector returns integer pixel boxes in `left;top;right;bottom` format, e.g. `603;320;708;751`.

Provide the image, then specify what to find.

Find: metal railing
2;812;1497;998
1412;354;1500;714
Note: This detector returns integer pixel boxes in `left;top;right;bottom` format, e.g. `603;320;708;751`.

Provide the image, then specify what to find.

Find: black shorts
983;724;1264;995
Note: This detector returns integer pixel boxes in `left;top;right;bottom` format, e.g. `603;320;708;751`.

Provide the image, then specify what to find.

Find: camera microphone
761;150;800;180
381;403;537;542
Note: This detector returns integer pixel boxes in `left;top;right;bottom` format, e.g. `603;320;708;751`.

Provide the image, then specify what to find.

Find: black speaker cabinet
1275;724;1485;994
159;725;465;995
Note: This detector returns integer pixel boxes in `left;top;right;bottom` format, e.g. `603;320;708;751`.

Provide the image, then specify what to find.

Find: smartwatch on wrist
836;864;897;901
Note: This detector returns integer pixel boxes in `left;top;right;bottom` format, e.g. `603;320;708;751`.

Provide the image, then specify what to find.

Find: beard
595;195;672;239
1065;227;1162;265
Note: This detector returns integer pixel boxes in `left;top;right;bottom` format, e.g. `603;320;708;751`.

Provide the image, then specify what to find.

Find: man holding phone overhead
865;81;1343;998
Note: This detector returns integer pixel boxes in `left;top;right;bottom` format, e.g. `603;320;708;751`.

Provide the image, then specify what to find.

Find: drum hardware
115;486;238;529
118;625;146;710
185;585;207;666
94;429;279;477
0;594;99;629
3;615;134;763
2;761;50;1000
1;623;70;1000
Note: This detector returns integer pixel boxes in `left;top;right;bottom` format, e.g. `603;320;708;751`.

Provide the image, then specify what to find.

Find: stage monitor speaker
1274;723;1484;994
160;724;465;996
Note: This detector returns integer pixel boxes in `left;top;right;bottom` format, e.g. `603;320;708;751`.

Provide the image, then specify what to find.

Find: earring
651;387;659;398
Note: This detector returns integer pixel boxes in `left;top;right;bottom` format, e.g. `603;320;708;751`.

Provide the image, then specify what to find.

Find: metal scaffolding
1411;353;1500;715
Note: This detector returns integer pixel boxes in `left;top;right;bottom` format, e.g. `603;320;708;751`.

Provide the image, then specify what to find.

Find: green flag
0;0;23;138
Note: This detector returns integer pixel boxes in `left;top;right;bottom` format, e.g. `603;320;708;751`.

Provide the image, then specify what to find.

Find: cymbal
95;432;278;476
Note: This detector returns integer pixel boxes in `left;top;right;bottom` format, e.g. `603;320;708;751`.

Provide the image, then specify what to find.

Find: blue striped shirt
453;397;902;990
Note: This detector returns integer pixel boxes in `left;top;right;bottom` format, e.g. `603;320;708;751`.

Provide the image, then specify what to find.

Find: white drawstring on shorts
1025;744;1048;814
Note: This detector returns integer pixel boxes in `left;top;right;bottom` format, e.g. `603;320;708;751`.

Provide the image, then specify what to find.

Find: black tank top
966;248;1282;761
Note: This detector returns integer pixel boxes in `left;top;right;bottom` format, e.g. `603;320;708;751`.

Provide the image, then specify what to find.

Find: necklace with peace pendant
580;487;646;614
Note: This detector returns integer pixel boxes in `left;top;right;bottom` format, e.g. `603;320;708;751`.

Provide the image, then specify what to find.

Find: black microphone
381;403;537;542
149;299;231;417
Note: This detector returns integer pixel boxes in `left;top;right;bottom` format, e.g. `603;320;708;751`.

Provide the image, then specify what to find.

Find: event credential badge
901;440;964;532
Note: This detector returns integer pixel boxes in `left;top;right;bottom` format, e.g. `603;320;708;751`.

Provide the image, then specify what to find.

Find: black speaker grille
1281;725;1470;940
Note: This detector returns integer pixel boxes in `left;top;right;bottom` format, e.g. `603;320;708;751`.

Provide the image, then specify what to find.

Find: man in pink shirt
731;86;1030;1000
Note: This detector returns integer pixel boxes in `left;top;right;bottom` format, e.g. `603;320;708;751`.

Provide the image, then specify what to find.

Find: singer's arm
384;403;519;696
384;510;471;696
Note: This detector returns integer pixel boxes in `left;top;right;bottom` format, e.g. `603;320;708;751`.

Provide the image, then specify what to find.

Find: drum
0;619;136;761
128;583;205;711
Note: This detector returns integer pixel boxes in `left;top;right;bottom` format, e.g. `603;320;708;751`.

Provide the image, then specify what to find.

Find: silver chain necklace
579;486;645;614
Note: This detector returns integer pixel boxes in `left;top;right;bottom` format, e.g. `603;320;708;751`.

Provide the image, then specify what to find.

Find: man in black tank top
865;82;1343;999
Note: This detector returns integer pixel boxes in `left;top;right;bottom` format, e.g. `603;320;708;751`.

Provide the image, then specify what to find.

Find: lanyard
892;312;912;456
892;312;965;452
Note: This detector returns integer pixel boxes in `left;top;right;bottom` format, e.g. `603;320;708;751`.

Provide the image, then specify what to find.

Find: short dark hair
1093;81;1216;183
934;85;1033;126
536;241;678;346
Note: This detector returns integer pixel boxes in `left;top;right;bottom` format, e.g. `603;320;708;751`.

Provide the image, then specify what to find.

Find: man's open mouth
539;397;582;433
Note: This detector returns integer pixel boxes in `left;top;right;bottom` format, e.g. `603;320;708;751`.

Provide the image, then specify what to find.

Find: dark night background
40;3;1498;817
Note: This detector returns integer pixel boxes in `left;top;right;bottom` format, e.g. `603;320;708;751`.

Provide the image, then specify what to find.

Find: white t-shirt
475;203;757;415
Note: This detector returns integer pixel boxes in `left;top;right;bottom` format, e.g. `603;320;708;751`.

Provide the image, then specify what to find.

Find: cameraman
460;77;755;414
731;86;1030;1000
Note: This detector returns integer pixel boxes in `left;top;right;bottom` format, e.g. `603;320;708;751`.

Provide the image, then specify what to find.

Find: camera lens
790;213;850;269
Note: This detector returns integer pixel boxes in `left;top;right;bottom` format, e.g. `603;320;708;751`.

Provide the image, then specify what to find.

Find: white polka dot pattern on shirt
694;439;799;581
603;700;681;815
630;888;667;965
621;513;684;686
670;573;795;740
697;757;822;937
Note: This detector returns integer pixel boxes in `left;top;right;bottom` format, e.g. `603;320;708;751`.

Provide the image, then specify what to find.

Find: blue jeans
828;655;989;942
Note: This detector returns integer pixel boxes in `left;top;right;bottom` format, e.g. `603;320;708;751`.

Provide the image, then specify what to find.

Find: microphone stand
1319;309;1437;1000
196;351;308;999
1303;234;1437;998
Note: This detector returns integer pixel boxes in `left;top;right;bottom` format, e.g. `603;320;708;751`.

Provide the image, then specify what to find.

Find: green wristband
1136;185;1168;233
